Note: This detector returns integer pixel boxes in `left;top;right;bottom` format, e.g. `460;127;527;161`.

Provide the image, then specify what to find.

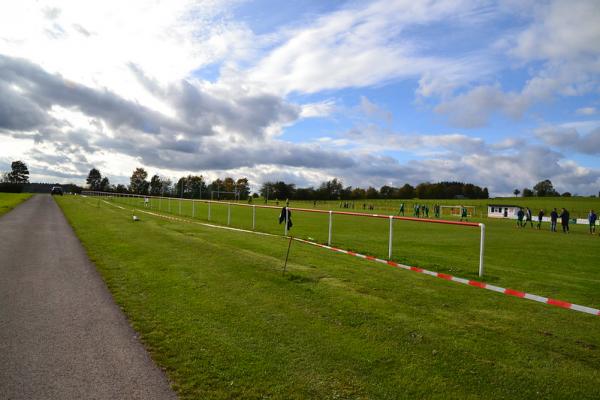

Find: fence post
252;205;256;230
208;201;211;221
388;216;393;260
479;223;486;277
328;210;333;246
227;203;231;225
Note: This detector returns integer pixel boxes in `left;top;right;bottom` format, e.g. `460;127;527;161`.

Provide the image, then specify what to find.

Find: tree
235;178;250;200
149;175;163;196
397;184;415;199
99;177;110;191
562;192;572;197
129;167;149;194
366;186;379;199
533;179;558;197
115;184;128;193
7;161;29;184
86;168;102;190
188;175;207;198
513;189;520;197
522;188;534;197
317;178;343;200
379;185;396;198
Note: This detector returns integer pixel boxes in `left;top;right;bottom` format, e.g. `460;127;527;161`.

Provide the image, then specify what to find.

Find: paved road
0;195;177;400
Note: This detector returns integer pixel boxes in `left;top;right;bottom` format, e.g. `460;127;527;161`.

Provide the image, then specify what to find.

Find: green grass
0;192;32;217
106;194;600;308
244;197;599;219
57;195;600;399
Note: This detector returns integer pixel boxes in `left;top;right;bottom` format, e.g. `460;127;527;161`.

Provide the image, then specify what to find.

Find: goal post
440;205;477;218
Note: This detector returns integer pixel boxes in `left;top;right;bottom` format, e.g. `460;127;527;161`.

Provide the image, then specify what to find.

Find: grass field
57;195;600;399
102;194;600;308
0;193;31;217
263;197;600;219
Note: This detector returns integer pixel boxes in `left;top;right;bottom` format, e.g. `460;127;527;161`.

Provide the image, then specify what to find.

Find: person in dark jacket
588;210;597;234
550;208;558;232
525;207;533;228
537;209;544;230
279;200;292;231
559;208;570;233
516;208;524;227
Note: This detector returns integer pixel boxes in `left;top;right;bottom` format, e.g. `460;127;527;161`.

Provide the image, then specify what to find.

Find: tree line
86;167;251;199
259;180;489;201
512;180;574;198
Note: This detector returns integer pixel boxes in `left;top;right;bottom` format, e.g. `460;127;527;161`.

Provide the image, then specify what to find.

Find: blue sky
0;0;599;195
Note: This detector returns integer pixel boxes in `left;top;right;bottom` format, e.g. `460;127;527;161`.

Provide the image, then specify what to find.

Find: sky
0;0;599;196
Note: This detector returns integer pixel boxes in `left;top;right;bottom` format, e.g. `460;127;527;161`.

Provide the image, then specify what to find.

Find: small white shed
487;204;522;219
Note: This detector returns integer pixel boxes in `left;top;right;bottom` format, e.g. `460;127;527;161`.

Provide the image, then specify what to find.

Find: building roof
487;204;523;208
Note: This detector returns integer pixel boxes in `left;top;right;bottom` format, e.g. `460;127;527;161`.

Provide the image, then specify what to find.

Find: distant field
0;193;32;217
262;197;599;219
57;195;600;399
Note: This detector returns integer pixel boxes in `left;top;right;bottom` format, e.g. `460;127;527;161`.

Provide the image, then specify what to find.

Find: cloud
0;54;194;135
510;0;600;62
576;107;597;116
536;124;600;155
246;0;490;95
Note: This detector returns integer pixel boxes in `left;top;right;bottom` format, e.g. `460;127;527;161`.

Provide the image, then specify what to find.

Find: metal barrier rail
82;191;487;277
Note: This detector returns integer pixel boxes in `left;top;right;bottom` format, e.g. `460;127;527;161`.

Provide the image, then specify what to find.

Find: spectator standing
559;208;570;233
537;209;544;230
525;207;533;228
588;210;597;234
516;208;524;227
399;203;404;216
550;208;558;232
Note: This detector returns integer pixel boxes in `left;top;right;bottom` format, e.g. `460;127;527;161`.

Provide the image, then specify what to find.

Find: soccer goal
440;205;477;218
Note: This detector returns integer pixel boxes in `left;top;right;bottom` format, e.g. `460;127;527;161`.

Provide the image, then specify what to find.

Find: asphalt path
0;195;177;399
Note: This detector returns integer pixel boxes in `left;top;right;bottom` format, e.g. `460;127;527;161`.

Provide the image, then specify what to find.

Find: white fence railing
81;191;487;277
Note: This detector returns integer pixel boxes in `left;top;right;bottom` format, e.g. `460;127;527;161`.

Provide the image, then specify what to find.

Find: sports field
270;197;600;219
0;193;31;217
56;195;600;399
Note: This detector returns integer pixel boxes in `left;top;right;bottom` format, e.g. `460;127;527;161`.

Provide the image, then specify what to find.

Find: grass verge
0;192;32;217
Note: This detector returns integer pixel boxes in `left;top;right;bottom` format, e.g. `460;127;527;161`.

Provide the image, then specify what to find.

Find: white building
487;204;522;219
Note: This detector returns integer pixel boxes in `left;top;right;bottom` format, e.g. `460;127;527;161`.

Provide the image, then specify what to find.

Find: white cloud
246;0;490;95
576;107;597;116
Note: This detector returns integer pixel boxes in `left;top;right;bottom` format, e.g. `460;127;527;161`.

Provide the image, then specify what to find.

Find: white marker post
227;203;231;225
328;210;333;246
479;223;486;277
252;205;256;230
388;215;393;260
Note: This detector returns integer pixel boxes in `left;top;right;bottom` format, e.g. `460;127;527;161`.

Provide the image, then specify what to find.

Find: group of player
516;207;598;234
396;203;465;220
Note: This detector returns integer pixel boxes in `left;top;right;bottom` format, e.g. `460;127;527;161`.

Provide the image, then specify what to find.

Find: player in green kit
398;203;404;216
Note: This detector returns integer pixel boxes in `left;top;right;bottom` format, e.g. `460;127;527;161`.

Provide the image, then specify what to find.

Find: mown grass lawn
107;194;600;308
57;195;600;399
0;192;32;217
